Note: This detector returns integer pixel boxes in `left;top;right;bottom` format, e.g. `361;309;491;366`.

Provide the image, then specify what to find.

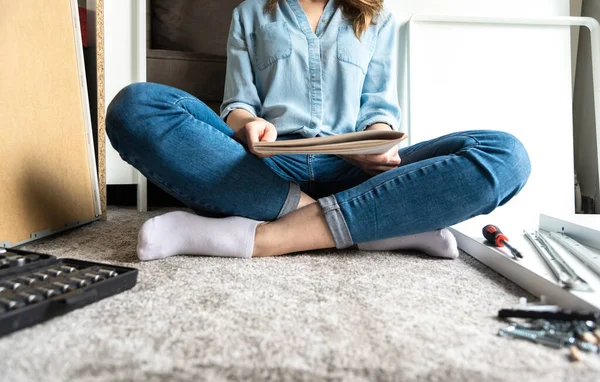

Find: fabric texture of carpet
1;206;599;381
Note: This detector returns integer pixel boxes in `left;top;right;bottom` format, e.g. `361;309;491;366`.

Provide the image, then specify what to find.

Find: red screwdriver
482;224;523;259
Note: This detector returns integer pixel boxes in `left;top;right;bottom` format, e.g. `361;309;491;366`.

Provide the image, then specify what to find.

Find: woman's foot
357;229;460;259
137;211;263;261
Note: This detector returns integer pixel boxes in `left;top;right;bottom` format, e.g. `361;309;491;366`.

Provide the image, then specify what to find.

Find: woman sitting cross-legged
105;0;531;260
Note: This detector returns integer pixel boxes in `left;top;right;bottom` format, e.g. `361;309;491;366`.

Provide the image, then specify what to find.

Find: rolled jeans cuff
277;182;301;219
317;195;354;249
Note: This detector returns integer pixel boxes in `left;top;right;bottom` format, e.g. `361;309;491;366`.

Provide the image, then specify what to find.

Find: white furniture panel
407;15;574;226
387;0;571;138
405;14;600;310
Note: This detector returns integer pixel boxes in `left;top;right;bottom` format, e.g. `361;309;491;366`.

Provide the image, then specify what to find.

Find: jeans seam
173;97;238;145
339;139;481;207
263;158;294;182
174;96;198;106
308;154;315;181
401;132;481;159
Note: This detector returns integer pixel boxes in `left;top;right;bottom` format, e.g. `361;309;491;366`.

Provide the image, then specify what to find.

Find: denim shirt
220;0;401;138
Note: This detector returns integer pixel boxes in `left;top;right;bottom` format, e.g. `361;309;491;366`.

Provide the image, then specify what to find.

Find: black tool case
0;247;138;337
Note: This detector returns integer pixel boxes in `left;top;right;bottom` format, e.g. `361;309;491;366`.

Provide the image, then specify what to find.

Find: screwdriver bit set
0;248;137;337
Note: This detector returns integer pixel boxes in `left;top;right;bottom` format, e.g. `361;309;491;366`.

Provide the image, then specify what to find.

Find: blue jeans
106;83;531;249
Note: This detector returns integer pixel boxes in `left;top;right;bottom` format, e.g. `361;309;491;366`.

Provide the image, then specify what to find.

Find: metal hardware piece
84;273;103;283
35;287;58;298
523;231;593;291
51;282;72;293
60;265;77;273
575;339;600;353
46;269;62;277
16;276;37;286
498;326;564;349
16;292;42;304
33;272;49;281
68;277;88;288
3;280;21;290
0;297;24;310
98;269;117;278
5;256;26;267
549;232;600;279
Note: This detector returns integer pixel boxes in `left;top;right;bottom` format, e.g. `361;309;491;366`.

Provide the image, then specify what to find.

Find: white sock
137;211;263;261
357;229;459;259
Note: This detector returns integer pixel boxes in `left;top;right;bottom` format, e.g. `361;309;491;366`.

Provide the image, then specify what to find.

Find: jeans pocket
251;21;292;71
337;23;375;74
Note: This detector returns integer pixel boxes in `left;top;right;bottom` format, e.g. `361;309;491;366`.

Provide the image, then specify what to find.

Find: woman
106;0;531;261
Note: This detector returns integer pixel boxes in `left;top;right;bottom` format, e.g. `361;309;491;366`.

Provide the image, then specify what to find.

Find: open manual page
253;130;408;155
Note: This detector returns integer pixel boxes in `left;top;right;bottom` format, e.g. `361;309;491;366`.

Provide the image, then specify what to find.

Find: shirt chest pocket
337;23;375;74
251;22;292;71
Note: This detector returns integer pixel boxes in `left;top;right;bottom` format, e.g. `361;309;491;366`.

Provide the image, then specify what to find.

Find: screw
530;319;552;330
573;321;598;344
498;326;564;349
549;320;574;332
575;339;599;353
544;330;576;346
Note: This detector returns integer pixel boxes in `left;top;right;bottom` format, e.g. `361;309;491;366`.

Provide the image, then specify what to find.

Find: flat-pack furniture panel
0;0;101;247
405;15;600;310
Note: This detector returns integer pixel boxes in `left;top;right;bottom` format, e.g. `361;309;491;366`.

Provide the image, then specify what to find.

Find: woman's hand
340;123;401;175
340;145;401;176
234;118;278;158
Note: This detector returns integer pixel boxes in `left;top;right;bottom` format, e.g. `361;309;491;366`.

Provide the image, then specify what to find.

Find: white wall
104;0;145;185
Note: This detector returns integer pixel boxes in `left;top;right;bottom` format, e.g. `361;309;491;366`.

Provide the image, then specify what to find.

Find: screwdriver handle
482;224;523;258
482;224;508;247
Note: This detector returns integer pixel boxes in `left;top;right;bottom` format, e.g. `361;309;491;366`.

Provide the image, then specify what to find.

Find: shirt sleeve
355;13;402;131
220;8;262;121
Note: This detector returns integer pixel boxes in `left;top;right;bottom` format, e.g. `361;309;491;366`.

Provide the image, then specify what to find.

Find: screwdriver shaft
502;240;523;258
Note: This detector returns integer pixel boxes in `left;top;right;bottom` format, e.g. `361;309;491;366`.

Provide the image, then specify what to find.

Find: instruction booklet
253;130;408;155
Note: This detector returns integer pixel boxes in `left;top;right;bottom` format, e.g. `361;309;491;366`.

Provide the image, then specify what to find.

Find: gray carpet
1;207;599;382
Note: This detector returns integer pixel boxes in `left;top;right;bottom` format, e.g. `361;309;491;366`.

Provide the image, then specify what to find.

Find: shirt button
322;18;328;23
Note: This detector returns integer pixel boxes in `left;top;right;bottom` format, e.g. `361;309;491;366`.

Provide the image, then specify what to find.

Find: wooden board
0;0;101;246
95;0;107;219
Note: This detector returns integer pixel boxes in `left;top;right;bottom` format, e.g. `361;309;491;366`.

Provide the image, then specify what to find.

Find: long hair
264;0;384;39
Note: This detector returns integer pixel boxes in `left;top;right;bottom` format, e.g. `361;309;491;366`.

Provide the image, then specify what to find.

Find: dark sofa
147;0;242;113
